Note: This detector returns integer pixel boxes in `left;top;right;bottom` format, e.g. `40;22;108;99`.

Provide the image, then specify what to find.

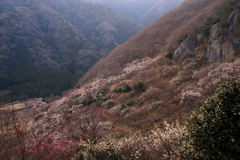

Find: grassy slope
80;0;226;84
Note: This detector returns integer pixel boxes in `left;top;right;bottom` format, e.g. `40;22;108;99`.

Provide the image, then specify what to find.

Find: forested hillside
0;0;140;103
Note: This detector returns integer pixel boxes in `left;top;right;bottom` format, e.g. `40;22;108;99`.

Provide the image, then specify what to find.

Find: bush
0;110;73;160
74;145;121;160
178;34;188;44
122;85;132;93
133;82;147;93
166;47;174;60
74;121;186;160
202;18;221;37
81;96;96;106
181;79;240;160
114;84;132;93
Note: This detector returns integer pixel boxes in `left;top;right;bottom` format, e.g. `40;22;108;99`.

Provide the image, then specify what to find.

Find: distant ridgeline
84;0;183;25
0;0;140;103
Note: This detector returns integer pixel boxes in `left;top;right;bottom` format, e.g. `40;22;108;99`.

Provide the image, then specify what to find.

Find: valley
0;0;140;103
0;0;239;159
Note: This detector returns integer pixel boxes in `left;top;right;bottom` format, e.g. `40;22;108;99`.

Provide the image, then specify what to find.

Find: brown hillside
80;0;227;85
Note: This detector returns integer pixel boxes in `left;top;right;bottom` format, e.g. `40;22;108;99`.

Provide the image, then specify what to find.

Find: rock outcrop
206;8;240;63
172;34;197;61
228;8;240;54
206;23;236;63
206;23;223;63
227;8;240;34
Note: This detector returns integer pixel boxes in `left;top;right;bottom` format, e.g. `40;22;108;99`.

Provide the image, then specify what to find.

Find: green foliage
133;82;146;93
96;89;110;107
178;34;188;44
203;18;221;37
114;84;132;93
81;96;96;106
181;79;240;160
96;89;107;99
80;89;110;107
166;47;174;60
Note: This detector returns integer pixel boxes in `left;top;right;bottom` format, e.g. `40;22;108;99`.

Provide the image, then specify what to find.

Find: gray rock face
232;37;240;49
206;8;240;63
228;8;240;53
227;8;240;34
206;22;236;63
172;34;197;61
206;23;223;63
222;41;235;61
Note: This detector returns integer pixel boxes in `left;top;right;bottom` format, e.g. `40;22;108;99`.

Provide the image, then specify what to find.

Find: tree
133;82;147;93
67;106;106;145
0;110;73;160
181;79;240;160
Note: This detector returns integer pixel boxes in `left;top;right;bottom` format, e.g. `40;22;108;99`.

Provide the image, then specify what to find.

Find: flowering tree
0;110;73;160
66;106;106;145
74;121;186;160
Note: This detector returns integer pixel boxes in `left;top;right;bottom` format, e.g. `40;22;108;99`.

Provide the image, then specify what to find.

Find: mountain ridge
85;0;184;25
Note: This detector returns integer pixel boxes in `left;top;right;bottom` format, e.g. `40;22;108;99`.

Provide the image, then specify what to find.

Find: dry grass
0;99;43;111
80;0;227;84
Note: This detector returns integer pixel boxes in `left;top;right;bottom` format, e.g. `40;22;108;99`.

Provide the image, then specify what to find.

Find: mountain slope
0;1;102;101
0;0;140;102
140;0;184;25
85;0;183;25
39;0;141;50
40;0;240;132
85;0;158;23
2;0;240;159
80;0;227;84
27;0;240;138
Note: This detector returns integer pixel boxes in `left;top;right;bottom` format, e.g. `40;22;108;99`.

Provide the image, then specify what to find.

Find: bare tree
66;106;106;145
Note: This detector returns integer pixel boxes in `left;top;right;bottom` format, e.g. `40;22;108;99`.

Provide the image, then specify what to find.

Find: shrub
81;96;96;106
114;84;132;93
166;47;174;60
96;89;107;99
74;121;186;160
202;18;221;37
96;89;110;107
0;110;73;160
178;34;188;44
69;106;106;145
122;85;132;93
181;79;240;160
133;82;147;93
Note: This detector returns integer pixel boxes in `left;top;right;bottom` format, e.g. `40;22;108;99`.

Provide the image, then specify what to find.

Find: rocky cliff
206;8;240;63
